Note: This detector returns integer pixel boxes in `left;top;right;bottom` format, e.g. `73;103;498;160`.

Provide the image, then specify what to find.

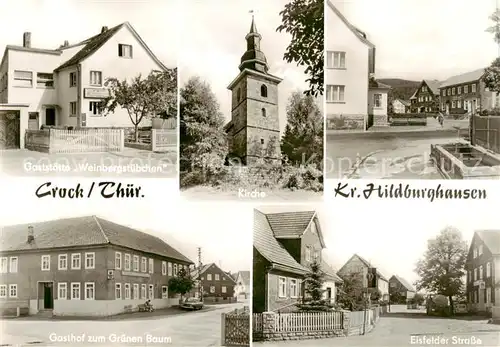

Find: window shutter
130;45;133;58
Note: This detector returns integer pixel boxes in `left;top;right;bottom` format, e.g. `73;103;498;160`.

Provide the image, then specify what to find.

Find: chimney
101;26;108;34
27;225;34;243
63;40;69;47
23;32;31;48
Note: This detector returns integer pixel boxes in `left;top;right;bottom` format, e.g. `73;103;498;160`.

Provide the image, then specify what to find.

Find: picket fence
275;311;343;332
50;129;124;153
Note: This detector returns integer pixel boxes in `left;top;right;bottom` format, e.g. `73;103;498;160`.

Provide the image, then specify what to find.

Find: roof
253;210;309;275
338;254;388;282
394;99;411;106
423;79;441;95
190;263;237;283
237;271;251;285
390;275;416;292
439;68;486;88
321;260;343;283
264;211;326;248
328;1;375;48
476;230;500;255
54;22;167;72
0;216;193;263
369;79;391;90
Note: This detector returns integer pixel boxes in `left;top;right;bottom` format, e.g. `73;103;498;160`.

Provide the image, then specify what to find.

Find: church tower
225;16;283;166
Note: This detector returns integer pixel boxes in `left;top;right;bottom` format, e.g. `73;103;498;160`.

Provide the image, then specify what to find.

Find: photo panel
325;0;500;180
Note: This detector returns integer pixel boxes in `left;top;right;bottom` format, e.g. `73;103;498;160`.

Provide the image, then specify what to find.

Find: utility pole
198;247;203;301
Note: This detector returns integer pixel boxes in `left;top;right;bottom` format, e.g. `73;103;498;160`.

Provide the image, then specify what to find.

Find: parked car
180;297;204;311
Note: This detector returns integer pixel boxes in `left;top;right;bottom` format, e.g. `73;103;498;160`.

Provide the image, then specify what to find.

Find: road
0;303;245;347
255;306;500;347
0;148;177;178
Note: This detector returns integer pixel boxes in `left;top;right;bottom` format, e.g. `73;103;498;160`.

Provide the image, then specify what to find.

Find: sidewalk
0;333;45;346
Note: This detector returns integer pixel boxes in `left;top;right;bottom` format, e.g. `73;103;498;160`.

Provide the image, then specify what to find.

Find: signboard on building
84;88;110;99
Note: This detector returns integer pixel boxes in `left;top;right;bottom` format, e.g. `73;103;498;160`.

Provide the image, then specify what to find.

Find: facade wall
253;249;268;313
299;219;323;267
410;82;439;113
198;264;235;298
0;54;8;103
267;270;302;312
322;280;337;303
392;100;407;114
338;257;368;287
439;80;492;114
368;89;388;118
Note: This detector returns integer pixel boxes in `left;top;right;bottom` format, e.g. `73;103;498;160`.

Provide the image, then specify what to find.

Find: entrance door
45;108;56;126
43;283;54;309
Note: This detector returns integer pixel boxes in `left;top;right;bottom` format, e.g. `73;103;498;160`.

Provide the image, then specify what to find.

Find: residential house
389;275;416;303
234;271;250;300
439;68;500;115
190;263;236;302
409;80;441;114
392;99;410;114
465;230;500;314
337;254;390;302
0;22;168;149
253;209;343;313
0;216;193;317
326;1;389;131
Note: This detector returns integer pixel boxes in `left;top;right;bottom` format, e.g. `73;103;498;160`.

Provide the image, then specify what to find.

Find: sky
258;195;498;291
178;0;314;133
0;178;252;274
0;0;178;68
331;0;500;81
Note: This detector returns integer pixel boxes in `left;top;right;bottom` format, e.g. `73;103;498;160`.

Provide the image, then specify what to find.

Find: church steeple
239;15;269;73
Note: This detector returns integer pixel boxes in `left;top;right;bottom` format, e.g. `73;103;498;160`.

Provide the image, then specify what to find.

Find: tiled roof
476;230;500;255
0;216;193;263
439;68;486;88
254;210;309;274
238;271;251;285
321;260;343;283
390;275;416;292
394;99;411;106
423;79;441;95
369;79;391;90
339;254;388;282
190;263;237;283
327;1;375;48
265;211;316;238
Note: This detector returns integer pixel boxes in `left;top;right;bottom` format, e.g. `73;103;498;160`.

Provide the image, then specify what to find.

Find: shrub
283;165;323;192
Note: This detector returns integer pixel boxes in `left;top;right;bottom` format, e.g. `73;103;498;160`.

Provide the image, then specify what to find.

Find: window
133;284;139;299
0;285;6;298
452;101;456;108
149;258;154;274
89;71;102;86
89;101;103;116
215;274;220;281
278;277;286;298
58;254;68;270
326;85;345;102
486;287;492;304
442;90;445;96
474;268;478;281
0;257;7;273
58;283;67;300
479;265;483;280
13;70;33;87
124;283;131;299
118;44;133;58
210;286;215;293
69;72;77;87
168;262;172;276
452;87;456;95
148;284;154;299
472;84;476;93
162;286;168;299
207;273;212;281
141;257;147;272
115;283;122;299
473;248;478;258
457;100;462;108
261;108;266;117
260;138;265;145
479;245;483;255
9;257;18;273
9;284;17;298
71;283;81;300
314;251;319;260
473;290;478;303
41;255;50;271
124;254;131;271
447;89;451;96
115;252;122;270
174;264;178;276
133;255;139;271
141;284;147;299
290;279;298;298
222;286;227;293
85;252;95;269
464;85;468;93
374;93;382;108
85;282;95;300
36;73;54;88
305;247;311;262
422;86;427;92
69;102;77;117
71;253;81;269
162;261;167;275
486;262;491;277
327;51;346;69
260;84;268;97
468;270;472;282
458;86;462;94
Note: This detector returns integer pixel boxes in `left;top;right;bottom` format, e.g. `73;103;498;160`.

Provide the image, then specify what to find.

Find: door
28;112;39;130
45;108;56;126
43;283;54;309
0;112;20;149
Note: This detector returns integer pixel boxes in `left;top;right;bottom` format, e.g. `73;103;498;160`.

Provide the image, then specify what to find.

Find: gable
193;263;236;284
327;1;374;48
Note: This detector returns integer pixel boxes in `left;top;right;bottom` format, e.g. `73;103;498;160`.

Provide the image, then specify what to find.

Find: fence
274;311;343;333
25;130;50;152
152;129;176;151
221;307;249;346
472;115;500;154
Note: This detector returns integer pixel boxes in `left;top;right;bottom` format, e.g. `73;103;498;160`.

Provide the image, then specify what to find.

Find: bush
283;165;323;192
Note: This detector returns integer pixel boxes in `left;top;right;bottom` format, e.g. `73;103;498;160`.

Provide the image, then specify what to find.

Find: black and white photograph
0;0;178;178
179;0;324;201
252;200;500;346
326;0;500;180
0;179;251;347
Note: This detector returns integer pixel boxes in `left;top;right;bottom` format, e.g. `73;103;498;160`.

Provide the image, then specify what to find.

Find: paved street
1;303;244;347
0;148;177;178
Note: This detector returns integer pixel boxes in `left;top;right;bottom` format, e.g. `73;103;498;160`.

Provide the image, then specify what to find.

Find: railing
49;128;124;153
273;311;343;332
221;306;250;346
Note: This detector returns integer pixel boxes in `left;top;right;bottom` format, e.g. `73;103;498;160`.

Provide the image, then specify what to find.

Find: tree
168;267;195;302
484;9;500;93
281;91;323;167
277;0;323;96
337;272;367;311
389;291;404;304
414;226;468;315
102;68;177;142
179;76;228;186
413;293;425;306
296;260;332;311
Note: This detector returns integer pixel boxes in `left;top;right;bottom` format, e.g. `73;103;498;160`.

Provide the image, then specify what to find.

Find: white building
0;22;168;149
234;271;250;300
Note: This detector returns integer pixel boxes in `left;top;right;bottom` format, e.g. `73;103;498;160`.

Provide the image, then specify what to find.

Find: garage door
0;112;20;149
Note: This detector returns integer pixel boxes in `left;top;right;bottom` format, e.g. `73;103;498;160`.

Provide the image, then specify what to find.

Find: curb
326;129;465;140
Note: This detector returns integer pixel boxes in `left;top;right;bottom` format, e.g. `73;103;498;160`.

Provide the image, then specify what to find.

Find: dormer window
260;84;267;98
118;44;133;58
